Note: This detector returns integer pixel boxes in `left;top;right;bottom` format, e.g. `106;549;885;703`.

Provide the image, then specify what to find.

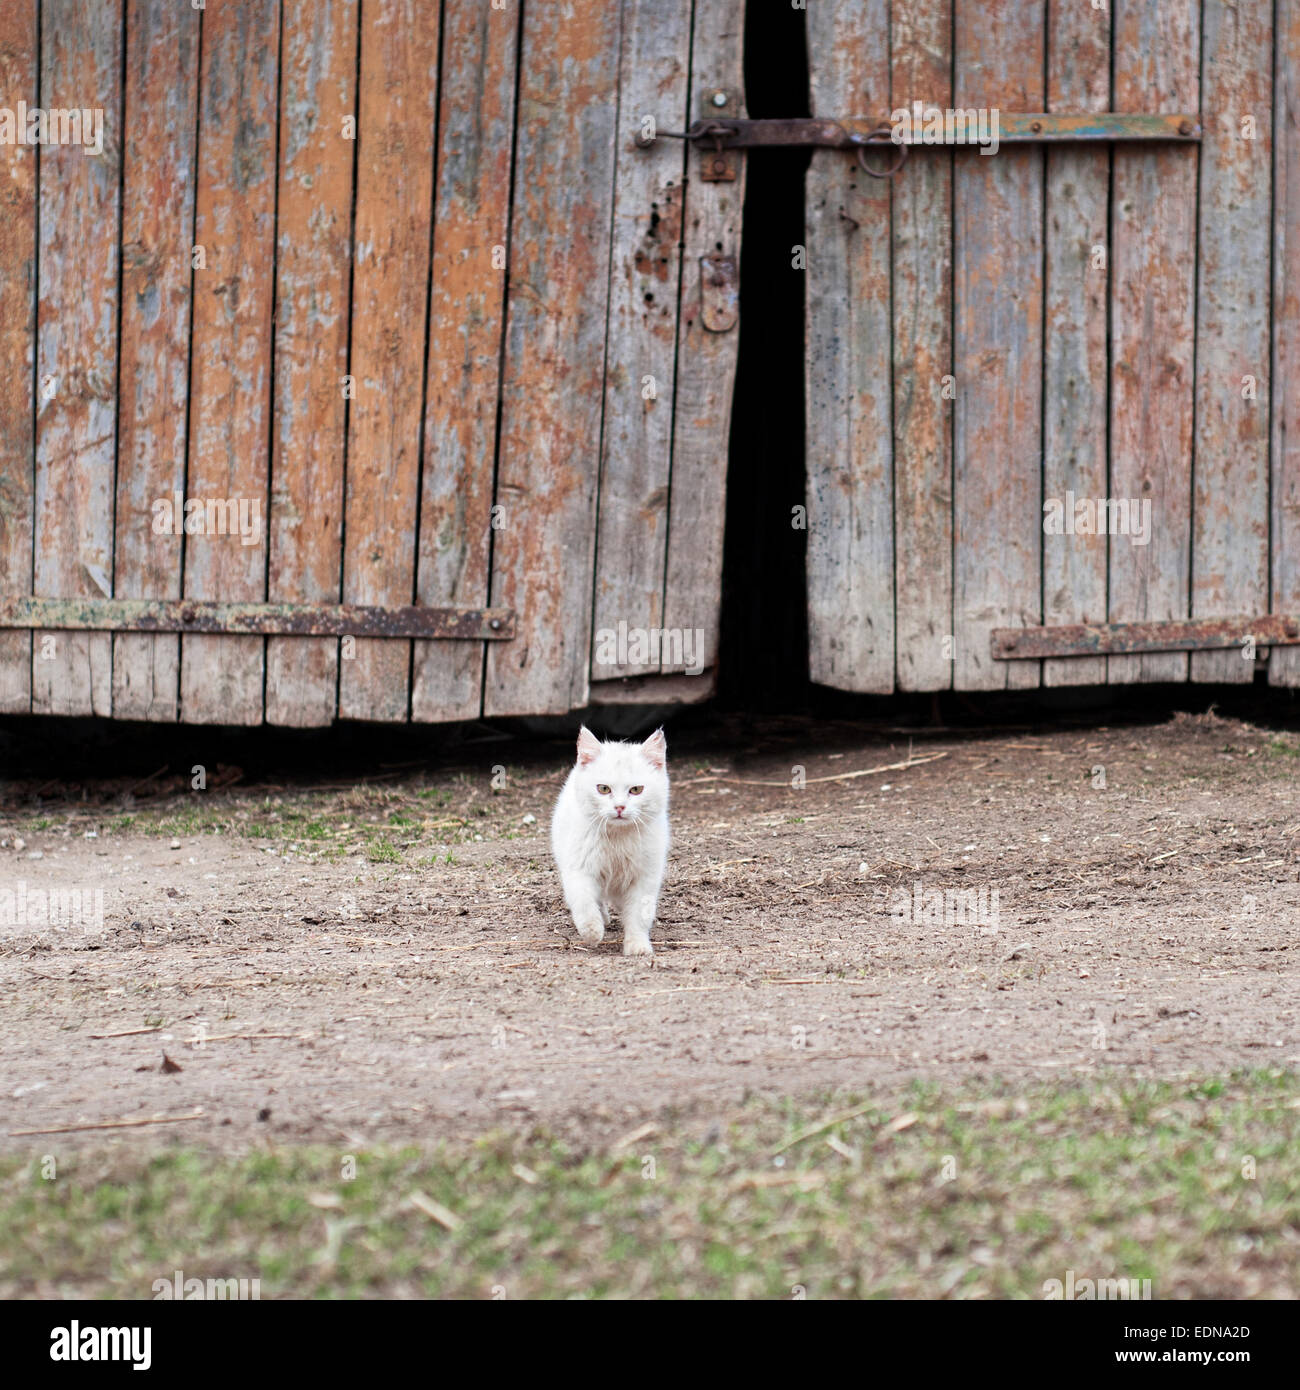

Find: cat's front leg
618;880;660;957
561;871;606;946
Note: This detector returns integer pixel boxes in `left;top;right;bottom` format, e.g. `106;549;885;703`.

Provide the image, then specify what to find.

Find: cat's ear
576;725;602;767
640;726;667;770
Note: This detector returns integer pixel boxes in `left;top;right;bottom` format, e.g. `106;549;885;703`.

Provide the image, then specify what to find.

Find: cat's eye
596;784;611;795
628;786;644;795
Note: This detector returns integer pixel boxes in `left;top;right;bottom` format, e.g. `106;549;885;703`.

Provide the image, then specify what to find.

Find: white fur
551;726;669;957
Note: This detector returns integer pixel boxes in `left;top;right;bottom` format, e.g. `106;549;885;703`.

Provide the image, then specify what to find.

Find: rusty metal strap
992;615;1300;661
0;597;515;640
652;113;1200;149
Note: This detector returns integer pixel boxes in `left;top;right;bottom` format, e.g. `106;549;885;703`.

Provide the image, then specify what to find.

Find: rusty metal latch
992;615;1300;661
645;112;1201;181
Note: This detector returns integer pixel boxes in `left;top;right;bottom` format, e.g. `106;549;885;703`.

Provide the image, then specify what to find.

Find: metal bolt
1179;119;1194;136
711;90;728;108
1030;120;1042;133
489;617;502;632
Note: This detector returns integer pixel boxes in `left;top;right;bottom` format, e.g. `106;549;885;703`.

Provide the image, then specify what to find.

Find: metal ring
853;124;908;179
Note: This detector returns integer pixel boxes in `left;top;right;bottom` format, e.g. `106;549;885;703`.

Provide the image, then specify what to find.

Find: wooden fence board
1042;0;1110;688
113;0;199;721
804;0;893;693
339;0;439;723
33;0;122;716
1191;0;1272;683
952;0;1045;690
412;0;518;722
182;0;279;724
1108;0;1199;684
891;0;952;692
484;0;623;715
0;0;37;713
1273;0;1300;686
589;0;690;682
265;0;357;728
658;0;746;678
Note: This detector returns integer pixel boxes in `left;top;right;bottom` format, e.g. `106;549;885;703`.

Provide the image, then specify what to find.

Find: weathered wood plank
1108;0;1199;684
891;0;952;692
33;0;123;716
266;0;358;728
339;0;439;723
411;0;518;722
181;0;280;724
952;0;1045;690
804;0;893;693
659;0;746;678
0;0;38;713
1273;0;1300;686
1191;0;1272;683
1042;0;1111;688
484;0;623;715
112;0;199;721
589;0;690;682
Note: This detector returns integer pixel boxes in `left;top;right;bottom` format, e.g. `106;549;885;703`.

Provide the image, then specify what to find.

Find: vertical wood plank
1108;0;1199;684
265;0;357;727
411;0;518;721
659;0;746;677
891;0;952;692
1273;0;1300;686
1191;0;1272;683
33;0;123;716
0;0;37;713
113;0;199;721
181;0;280;724
339;0;439;723
1042;0;1110;687
484;0;623;716
804;0;893;693
589;0;690;682
952;0;1045;691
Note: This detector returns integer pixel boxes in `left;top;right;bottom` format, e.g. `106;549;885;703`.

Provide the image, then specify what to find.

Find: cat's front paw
574;917;605;945
622;935;653;957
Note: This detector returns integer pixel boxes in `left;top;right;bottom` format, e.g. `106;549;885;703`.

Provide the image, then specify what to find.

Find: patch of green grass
2;1071;1297;1299
364;835;401;864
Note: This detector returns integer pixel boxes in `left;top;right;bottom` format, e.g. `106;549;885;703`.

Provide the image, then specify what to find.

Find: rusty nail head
711;91;728;107
1004;638;1017;650
1179;119;1193;135
1030;120;1042;132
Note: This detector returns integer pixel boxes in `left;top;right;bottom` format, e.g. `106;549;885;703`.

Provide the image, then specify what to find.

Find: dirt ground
2;710;1298;1155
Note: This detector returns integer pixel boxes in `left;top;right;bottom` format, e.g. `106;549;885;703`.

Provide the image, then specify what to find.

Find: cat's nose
614;805;626;816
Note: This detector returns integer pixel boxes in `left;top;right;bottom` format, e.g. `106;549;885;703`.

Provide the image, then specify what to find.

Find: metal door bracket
992;615;1300;660
645;113;1201;181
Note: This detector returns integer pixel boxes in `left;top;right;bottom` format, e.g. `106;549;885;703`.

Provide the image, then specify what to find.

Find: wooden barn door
0;0;743;726
802;0;1287;694
486;0;744;716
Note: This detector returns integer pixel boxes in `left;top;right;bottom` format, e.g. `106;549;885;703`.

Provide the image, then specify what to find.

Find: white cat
551;726;670;957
